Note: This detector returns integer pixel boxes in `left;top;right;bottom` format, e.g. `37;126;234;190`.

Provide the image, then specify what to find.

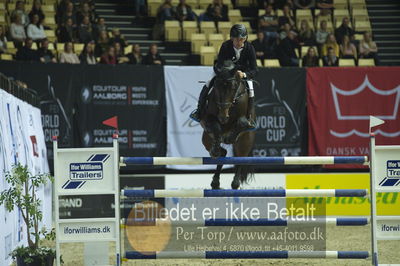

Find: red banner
307;67;400;168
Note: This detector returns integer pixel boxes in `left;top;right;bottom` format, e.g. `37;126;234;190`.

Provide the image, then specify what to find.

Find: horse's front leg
204;117;224;158
211;147;227;189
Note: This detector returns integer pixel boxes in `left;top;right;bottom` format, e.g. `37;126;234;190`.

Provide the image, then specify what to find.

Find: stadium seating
358;58;375;66
165;21;181;41
264;59;280;67
200;46;216;65
191;33;207;54
339;59;356;66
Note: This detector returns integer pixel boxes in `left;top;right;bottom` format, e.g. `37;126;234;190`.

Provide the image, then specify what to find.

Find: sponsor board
58;221;116;241
375;148;400;190
307;68;400;169
286;173;400;216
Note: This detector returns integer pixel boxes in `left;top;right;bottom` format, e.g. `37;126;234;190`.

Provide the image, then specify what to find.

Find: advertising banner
0;88;50;266
0;61;75;171
76;65;166;170
307;67;400;168
254;68;307;159
164;66;218;170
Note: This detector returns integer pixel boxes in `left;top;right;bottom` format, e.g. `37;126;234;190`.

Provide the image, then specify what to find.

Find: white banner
0;88;50;266
164;66;233;170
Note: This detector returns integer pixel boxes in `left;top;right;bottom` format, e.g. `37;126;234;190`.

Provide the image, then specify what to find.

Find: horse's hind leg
211;147;227;189
231;131;255;189
231;165;242;189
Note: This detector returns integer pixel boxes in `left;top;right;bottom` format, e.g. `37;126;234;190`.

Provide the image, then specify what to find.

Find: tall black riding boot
190;84;211;122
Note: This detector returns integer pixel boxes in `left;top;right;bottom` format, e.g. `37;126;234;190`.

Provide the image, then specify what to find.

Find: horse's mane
216;60;237;81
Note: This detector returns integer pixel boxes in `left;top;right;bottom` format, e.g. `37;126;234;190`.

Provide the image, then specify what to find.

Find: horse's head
214;61;242;124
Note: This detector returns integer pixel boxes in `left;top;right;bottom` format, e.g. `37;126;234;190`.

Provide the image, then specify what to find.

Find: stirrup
189;109;201;122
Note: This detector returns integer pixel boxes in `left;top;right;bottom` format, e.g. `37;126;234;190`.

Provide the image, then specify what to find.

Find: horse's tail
234;149;255;185
236;164;255;184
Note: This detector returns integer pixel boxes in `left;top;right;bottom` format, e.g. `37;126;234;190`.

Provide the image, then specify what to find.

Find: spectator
77;2;97;25
0;25;8;54
205;0;228;22
109;28;128;49
113;42;130;64
175;0;196;22
316;8;331;23
298;19;315;46
29;0;45;23
126;44;143;64
278;30;299;66
340;35;356;60
134;0;146;19
268;0;294;9
38;39;57;63
79;41;97;64
59;42;80;64
335;17;355;45
95;30;110;56
278;4;295;29
58;17;76;42
10;14;27;48
16;38;39;61
258;4;279;45
316;20;330;47
11;1;30;27
143;43;164;65
94;17;107;41
359;32;379;65
321;33;339;56
78;15;94;43
60;2;77;26
316;0;333;9
279;22;292;40
322;46;338;66
252;31;268;59
57;0;71;20
157;0;176;22
302;46;319;66
27;14;46;42
293;0;315;9
100;46;117;65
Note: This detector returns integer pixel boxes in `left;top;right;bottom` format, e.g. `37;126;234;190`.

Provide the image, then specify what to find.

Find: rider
190;24;258;130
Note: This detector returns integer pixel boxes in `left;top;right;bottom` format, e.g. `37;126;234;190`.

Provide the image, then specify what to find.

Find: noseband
215;77;246;109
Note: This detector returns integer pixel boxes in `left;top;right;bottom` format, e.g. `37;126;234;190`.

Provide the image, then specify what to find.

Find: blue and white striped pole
122;217;369;226
120;156;368;166
121;189;368;198
124;251;370;259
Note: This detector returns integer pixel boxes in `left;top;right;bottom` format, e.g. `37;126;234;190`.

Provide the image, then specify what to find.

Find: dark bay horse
200;62;255;189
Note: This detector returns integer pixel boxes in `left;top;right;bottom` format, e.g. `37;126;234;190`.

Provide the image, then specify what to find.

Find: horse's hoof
231;180;240;189
211;181;220;190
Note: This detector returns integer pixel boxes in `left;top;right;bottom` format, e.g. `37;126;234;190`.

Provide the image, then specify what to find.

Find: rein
215;77;246;108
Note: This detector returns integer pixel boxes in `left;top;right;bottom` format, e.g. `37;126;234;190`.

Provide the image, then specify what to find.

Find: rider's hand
237;70;245;79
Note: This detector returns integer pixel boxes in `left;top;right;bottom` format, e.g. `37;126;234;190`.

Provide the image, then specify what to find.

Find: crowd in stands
153;0;378;66
0;0;165;65
254;1;378;66
0;0;378;66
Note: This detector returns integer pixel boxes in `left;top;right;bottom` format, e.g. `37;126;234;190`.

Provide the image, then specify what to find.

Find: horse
200;61;256;189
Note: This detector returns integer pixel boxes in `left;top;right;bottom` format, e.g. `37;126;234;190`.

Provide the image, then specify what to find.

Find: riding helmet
230;24;248;39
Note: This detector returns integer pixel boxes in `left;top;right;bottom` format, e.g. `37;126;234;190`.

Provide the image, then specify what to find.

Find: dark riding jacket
214;40;258;80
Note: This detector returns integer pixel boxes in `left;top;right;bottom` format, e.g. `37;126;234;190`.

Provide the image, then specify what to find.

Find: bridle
215;77;246;110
